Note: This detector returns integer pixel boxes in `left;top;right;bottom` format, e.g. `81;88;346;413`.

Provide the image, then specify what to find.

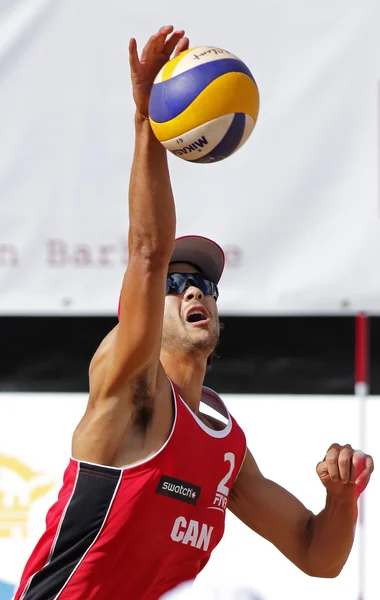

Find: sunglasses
166;273;219;301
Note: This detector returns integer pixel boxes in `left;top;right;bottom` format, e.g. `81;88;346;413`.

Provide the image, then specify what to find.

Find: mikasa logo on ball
156;475;201;505
171;136;209;157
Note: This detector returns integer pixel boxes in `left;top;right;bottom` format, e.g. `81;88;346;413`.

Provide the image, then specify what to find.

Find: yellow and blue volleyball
148;47;259;163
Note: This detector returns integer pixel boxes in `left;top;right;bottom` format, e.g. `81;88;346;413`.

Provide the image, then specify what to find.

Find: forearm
305;493;358;577
128;112;176;260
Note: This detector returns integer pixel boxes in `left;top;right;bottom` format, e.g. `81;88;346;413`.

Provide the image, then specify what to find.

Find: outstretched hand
129;25;190;119
316;443;374;500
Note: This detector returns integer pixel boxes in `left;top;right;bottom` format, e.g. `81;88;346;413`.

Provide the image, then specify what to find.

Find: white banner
0;393;378;599
0;0;380;315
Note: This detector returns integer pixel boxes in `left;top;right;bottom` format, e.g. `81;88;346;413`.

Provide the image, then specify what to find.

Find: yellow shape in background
0;454;55;539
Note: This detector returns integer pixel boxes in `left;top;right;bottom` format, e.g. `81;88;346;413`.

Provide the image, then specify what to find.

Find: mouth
185;306;210;327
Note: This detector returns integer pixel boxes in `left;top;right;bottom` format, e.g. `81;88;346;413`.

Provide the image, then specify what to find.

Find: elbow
128;244;173;268
303;564;343;579
326;566;344;579
301;516;345;579
128;230;174;265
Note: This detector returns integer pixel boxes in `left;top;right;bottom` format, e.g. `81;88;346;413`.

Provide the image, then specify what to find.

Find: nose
184;285;204;302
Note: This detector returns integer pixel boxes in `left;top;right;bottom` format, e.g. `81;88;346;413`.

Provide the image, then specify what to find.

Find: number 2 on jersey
217;452;235;496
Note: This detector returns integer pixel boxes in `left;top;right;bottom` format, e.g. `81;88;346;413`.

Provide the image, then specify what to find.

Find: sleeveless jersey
14;383;246;600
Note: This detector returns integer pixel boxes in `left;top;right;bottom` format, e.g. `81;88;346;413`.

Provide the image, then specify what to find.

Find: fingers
337;445;353;484
129;38;140;75
324;443;354;483
317;443;374;494
351;451;366;483
163;30;186;56
135;26;187;64
174;36;190;57
140;25;174;62
323;443;341;482
157;24;175;37
354;453;374;497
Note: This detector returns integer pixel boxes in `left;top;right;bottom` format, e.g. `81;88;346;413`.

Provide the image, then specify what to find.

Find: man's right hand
129;26;189;119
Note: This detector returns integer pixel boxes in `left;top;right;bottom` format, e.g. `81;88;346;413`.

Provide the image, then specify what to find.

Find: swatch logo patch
156;475;201;505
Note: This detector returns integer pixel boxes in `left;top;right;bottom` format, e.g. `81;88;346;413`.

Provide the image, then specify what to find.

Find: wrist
134;112;167;156
134;110;150;125
325;490;358;514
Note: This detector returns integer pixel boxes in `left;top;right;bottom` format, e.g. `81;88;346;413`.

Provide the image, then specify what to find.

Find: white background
0;0;380;315
0;393;378;599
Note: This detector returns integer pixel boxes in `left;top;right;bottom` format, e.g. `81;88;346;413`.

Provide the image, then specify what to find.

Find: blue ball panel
193;113;246;164
149;59;255;123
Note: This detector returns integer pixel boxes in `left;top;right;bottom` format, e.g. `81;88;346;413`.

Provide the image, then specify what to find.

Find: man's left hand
316;443;374;499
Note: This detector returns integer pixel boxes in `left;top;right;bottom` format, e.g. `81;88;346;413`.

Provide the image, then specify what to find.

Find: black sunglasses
166;273;219;301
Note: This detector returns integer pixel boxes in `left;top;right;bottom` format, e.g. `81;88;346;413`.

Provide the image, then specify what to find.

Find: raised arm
229;444;373;578
72;29;189;463
93;27;189;391
114;27;189;382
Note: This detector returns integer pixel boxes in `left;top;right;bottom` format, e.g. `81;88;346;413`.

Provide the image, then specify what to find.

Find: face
162;263;220;361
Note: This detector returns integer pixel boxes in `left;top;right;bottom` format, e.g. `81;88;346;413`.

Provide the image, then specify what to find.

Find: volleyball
148;46;260;163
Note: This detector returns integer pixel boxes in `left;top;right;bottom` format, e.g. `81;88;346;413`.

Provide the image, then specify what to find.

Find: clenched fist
317;443;374;499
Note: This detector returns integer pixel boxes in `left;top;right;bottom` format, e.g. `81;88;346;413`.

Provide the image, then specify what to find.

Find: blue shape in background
0;580;15;600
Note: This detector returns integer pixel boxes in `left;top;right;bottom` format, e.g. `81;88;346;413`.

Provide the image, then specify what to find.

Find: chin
189;329;218;354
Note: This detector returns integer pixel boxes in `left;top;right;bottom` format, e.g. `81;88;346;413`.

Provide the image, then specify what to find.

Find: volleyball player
14;26;374;600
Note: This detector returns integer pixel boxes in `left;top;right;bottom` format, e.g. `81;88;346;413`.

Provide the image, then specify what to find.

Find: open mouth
186;307;210;325
187;312;207;323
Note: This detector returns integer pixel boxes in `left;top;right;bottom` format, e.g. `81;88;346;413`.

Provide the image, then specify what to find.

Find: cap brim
169;235;225;284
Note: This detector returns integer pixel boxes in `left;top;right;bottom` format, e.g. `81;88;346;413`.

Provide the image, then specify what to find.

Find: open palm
129;25;190;118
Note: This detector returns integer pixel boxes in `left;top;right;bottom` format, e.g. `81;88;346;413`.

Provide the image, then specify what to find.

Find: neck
160;350;207;413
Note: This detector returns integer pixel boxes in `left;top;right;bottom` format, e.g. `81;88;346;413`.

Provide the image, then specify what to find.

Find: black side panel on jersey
21;462;121;600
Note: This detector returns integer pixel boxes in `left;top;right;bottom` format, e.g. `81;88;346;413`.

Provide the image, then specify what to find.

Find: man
14;26;374;600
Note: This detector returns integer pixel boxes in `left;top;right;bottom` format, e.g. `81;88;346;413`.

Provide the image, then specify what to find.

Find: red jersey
14;382;246;600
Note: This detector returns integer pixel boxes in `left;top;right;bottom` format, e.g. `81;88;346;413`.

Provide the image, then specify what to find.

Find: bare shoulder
72;326;173;466
89;325;167;402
